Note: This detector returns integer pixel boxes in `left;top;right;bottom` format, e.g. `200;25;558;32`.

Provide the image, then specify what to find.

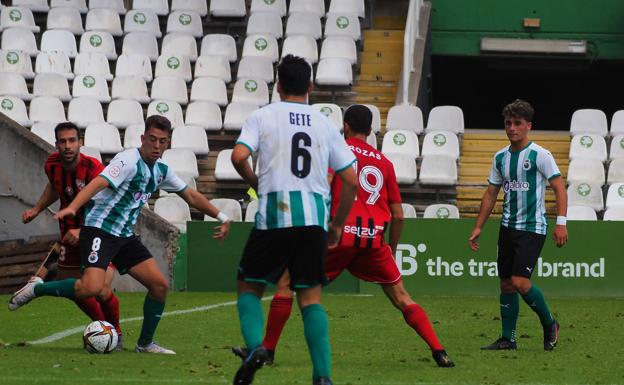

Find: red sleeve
44;154;58;184
86;157;105;182
385;160;402;204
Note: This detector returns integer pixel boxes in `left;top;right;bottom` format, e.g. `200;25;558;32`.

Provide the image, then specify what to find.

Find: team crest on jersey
88;251;99;263
65;186;75;198
76;179;86;190
157;175;164;185
108;165;121;178
523;159;531;170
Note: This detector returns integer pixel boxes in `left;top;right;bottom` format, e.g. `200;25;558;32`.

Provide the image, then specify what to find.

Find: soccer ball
83;320;118;353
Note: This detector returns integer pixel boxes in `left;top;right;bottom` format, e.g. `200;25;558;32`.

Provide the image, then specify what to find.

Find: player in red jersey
15;122;123;346
233;105;454;367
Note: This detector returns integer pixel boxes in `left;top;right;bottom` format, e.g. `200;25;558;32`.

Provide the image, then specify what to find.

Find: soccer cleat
8;276;42;311
432;349;455;367
232;346;275;365
233;346;268;385
481;338;517;350
135;342;176;354
543;320;559;351
115;334;124;352
313;377;333;385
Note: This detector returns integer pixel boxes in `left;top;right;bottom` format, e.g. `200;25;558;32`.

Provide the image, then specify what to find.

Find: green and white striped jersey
85;149;187;237
236;101;356;230
488;142;561;235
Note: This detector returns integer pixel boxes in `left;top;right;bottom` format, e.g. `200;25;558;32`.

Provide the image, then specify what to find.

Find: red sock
74;297;105;321
97;292;122;336
402;303;443;351
262;295;293;351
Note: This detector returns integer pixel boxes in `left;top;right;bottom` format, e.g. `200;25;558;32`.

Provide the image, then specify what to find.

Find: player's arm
469;184;501;251
388;203;404;255
231;144;258;192
549;175;568;248
54;176;110;220
328;166;358;246
22;182;59;223
178;187;230;240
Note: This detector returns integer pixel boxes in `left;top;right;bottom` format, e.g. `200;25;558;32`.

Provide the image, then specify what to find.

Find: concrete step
358;73;400;82
364;30;405;41
363;40;404;52
360;63;403;76
361;51;403;64
353;84;397;95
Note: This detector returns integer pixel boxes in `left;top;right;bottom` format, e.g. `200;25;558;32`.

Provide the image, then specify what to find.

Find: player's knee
510;277;531;294
499;279;515;293
78;280;105;297
148;278;169;299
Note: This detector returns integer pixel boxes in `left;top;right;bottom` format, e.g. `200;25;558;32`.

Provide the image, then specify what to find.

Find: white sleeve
537;150;561;180
236;111;260;152
100;152;136;189
159;166;187;193
328;125;356;172
488;155;503;186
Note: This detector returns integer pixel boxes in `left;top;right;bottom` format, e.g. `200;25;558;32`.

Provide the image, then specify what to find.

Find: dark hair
54;122;80;140
502;99;534;122
145;115;173;135
344;104;373;135
277;54;312;96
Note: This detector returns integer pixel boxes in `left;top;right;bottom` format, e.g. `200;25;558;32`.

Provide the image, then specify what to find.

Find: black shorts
497;226;546;279
238;226;327;289
80;226;152;275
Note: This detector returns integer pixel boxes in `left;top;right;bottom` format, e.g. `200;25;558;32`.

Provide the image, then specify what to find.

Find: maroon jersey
330;137;402;248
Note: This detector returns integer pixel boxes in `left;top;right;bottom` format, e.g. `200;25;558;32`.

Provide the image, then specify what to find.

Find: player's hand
327;222;342;248
212;220;230;242
54;207;76;220
553;225;567;248
22;208;39;223
62;228;80;246
468;227;481;251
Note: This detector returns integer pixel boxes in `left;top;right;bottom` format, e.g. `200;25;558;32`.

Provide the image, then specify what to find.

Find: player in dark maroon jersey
18;122;123;347
233;105;454;367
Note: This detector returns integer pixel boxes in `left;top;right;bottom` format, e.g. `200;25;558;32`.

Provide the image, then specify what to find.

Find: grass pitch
0;292;622;385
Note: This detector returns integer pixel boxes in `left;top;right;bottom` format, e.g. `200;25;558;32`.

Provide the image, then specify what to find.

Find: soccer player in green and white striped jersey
469;100;568;351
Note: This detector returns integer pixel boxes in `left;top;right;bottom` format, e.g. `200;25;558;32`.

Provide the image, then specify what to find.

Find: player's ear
307;81;314;94
527;121;532;130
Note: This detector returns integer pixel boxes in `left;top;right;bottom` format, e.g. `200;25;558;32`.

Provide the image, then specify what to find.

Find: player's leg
55;265;107;322
97;264;123;349
261;270;293;362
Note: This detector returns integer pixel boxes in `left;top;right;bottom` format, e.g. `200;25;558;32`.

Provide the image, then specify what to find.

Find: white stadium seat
81;145;103;162
402;203;417;218
172;0;208;17
316;58;352;86
185;101;223;131
107;99;144;128
86;8;123;36
0;96;32;127
570;109;608;137
73;74;111;103
271;83;281;103
567;182;604;212
247;12;283;39
606;183;624;210
237;57;274;83
167;10;203;38
566;159;605;185
1;28;38;57
111;76;150;104
89;0;126;15
122;32;159;61
47;6;83;35
147;100;184;128
159;172;196;197
201;34;238;63
386;104;424;134
162;148;199;178
115;54;152;82
607;159;624;185
194;55;231;82
35;52;73;79
31;122;57;145
363;104;382;134
223;102;259;131
67;97;104;128
84;122;123;154
423;204;460;219
41;30;78;58
282;36;318;64
320;37;356;64
204;198;243;222
123;124;144;149
367;131;377;149
421;131;460;160
324;14;361;41
161;33;198;62
244;200;258;222
312;103;342;131
419;155;458;186
286;12;322;40
567;206;597;221
232;78;270;106
242;34;279;63
79;31;118;60
33;73;69;101
154;196;191;232
132;0;168;16
569;134;607;162
384;153;417;184
0;50;35;79
251;0;287;16
29;96;66;123
171;125;209;155
155;55;193;83
0;7;40;33
0;73;31;100
12;0;49;13
603;206;624;221
50;0;87;14
124;9;162;38
610;135;624;160
190;77;228;106
381;130;420;159
210;0;246;17
611;110;624;136
215;149;251;181
426;106;465;134
328;0;365;18
74;53;113;80
290;0;325;17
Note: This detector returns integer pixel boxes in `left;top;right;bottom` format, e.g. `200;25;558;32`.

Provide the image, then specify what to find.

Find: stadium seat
46;6;83;35
237;57;275;83
12;0;49;13
154;196;191;232
68;97;105;128
611;110;624;136
223;102;259;131
167;10;203;38
124;9;162;38
271;83;281;103
328;0;365;18
421;131;460;160
0;73;31;100
31;122;56;145
426;106;465;134
384;153;417;184
0;7;40;33
194;55;231;82
35;52;73;79
0;50;35;79
115;54;152;82
155;55;192;83
232;78;270;106
210;0;246;17
171;125;209;155
41;30;78;58
570;109;608;137
402;203;417;218
29;96;66;124
190;77;228;106
607;159;624;185
86;8;123;36
204;198;243;222
162;148;199;178
79;31;118;60
244;199;258;222
603;206;624;221
610;134;624;160
567;182;604;212
1;28;38;57
33;73;69;101
566;159;605;185
569;134;607;162
386;104;424;134
185;101;223;131
107;99;144;128
74;53;113;80
362;104;381;134
215;149;250;180
159;171;196;197
147;100;185;128
242;34;279;63
286;12;322;40
201;34;238;63
111;76;151;104
423;204;460;219
80;144;103;162
282;35;318;64
84;122;123;154
567;206;598;221
419;155;458;186
291;0;325;16
123;123;144;148
73;74;111;103
89;0;126;14
312;103;343;131
172;0;208;17
320;37;356;64
0;96;32;127
315;58;352;86
132;0;168;16
606;183;624;210
324;14;361;41
367;131;377;149
162;33;198;62
247;12;283;39
122;32;159;61
251;0;287;16
50;0;87;14
381;130;420;159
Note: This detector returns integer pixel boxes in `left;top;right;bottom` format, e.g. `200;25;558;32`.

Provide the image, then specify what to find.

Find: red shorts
325;245;402;285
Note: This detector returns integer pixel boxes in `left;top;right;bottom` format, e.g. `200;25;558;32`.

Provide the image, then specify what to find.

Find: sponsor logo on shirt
343;225;379;238
348;145;381;160
503;180;530;192
133;191;151;203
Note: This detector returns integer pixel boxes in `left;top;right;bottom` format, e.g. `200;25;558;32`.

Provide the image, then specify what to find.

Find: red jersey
44;153;104;237
330;138;401;248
